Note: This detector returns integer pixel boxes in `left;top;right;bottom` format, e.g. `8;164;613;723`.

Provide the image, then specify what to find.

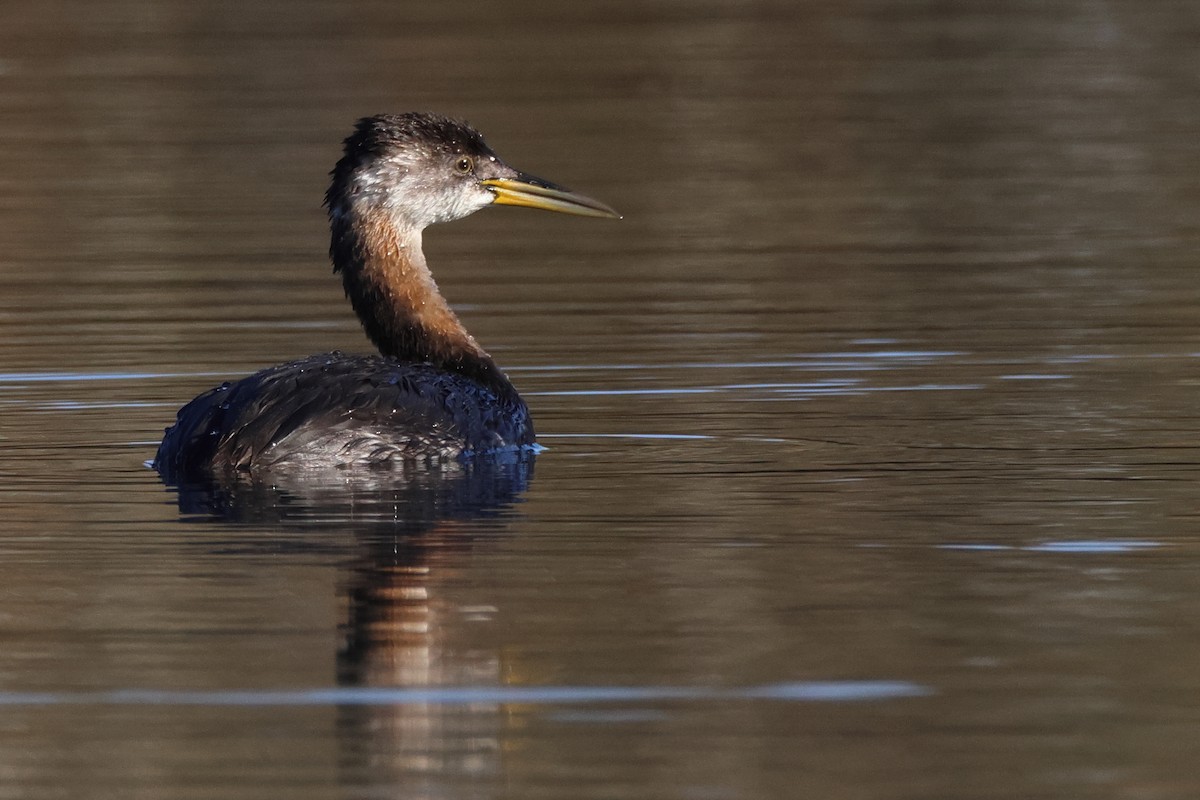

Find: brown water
2;1;1200;797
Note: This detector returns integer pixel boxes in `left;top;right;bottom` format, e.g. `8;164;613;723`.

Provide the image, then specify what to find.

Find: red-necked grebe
153;112;618;481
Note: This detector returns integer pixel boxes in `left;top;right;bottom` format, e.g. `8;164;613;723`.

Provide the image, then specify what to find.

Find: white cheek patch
379;183;492;228
441;187;494;222
354;153;494;228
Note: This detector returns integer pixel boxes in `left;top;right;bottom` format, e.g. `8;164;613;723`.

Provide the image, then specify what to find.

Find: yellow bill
482;175;621;219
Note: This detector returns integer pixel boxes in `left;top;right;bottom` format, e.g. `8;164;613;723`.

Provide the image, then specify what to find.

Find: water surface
2;1;1200;798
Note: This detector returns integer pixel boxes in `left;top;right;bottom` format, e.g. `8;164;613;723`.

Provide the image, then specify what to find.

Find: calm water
2;1;1200;797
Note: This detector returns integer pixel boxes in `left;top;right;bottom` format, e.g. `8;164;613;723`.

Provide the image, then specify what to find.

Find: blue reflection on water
936;540;1161;553
0;681;931;707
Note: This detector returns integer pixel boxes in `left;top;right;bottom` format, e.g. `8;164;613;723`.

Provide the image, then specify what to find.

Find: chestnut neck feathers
324;114;510;393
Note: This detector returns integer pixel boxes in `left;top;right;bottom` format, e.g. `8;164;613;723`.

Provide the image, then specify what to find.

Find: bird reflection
163;451;534;791
336;524;505;788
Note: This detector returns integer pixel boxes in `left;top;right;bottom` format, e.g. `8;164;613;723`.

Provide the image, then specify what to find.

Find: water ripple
0;681;931;707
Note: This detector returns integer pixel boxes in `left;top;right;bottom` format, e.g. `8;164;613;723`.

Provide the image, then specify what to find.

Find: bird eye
454;156;474;174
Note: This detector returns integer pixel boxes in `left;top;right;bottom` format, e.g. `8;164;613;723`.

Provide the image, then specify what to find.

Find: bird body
153;112;617;482
155;353;532;482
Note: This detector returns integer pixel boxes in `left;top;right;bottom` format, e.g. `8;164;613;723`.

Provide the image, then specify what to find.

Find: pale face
326;113;619;232
344;139;518;230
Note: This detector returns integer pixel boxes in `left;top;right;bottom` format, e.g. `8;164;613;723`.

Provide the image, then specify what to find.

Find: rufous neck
332;208;510;391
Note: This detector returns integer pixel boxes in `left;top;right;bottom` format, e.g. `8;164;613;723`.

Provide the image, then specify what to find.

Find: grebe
154;112;618;482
